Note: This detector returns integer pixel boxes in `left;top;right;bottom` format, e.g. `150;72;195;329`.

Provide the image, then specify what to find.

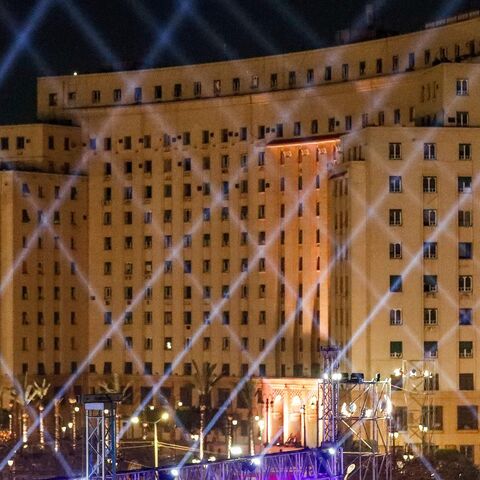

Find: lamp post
419;424;428;456
390;431;399;461
7;460;13;480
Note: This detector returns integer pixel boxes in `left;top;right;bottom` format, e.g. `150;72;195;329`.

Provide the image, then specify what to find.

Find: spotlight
350;372;364;383
170;468;179;477
207;456;216;462
328;447;336;455
332;372;342;381
230;445;242;456
252;457;262;466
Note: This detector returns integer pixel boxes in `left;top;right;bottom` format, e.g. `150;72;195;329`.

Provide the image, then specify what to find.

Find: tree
238;380;259;455
32;379;50;447
191;360;223;460
11;375;37;445
393;449;479;480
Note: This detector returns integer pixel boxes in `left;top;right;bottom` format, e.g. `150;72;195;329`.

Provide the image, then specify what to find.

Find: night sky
0;0;478;124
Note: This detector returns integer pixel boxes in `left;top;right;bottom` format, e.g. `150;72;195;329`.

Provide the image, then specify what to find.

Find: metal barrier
115;448;339;480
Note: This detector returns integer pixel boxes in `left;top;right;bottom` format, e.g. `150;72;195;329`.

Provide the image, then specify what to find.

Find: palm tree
98;373;133;446
11;375;37;445
33;379;50;447
191;360;223;460
238;380;259;455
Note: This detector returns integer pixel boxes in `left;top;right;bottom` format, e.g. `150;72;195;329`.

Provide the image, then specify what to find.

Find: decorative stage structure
82;376;391;479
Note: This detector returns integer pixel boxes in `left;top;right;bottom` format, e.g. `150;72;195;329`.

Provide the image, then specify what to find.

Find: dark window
459;242;473;259
460;373;474;391
389;275;402;292
460;308;473;325
457;406;478;430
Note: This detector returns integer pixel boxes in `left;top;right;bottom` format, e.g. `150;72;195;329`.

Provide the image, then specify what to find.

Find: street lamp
143;409;170;469
419;424;428;456
389;431;399;460
7;459;14;480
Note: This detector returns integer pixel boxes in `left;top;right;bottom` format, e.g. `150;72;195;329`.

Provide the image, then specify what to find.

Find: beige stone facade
0;11;480;459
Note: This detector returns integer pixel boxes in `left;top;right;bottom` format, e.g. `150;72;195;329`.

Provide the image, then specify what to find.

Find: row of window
21;184;78;200
21;260;76;276
390;308;474;326
389;175;474;194
103;281;315;302
389;269;473;293
21;209;79;225
390;241;474;260
392;403;479;432
49;47;474;106
20;311;77;326
388;142;472;160
389;209;473;229
21;286;78;300
105;255;320;276
390;340;474;359
22;336;77;351
102;228;301;250
103;177;320;204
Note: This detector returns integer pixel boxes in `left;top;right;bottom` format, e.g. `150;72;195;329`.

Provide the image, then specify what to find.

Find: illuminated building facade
2;11;480;458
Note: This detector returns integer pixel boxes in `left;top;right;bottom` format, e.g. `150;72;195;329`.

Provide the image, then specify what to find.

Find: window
251;75;259;89
16;136;25;149
390;341;403;358
324;66;332;81
424;341;438;358
457;406;478;430
459;143;471;160
408;52;415;70
329;117;336;132
134;87;142;102
390;275;402;292
389;143;401;159
457;111;469;126
460;341;473;358
306;68;314;84
459;210;473;227
376;58;383;73
394;109;401;124
288;70;296;87
389;176;402;193
293;122;301;136
389;243;402;259
154;85;162;99
458;176;472;193
345;115;352;131
0;137;8;150
92;90;101;103
341;63;349;80
173;83;182;98
424;49;431;64
424;143;436;160
456;79;468;96
232;77;240;92
459;373;474;391
459;242;473;259
392;55;399;72
390;309;402;325
423;375;439;392
460;308;473;325
423;209;437;226
423;242;437;259
459;275;473;293
193;81;202;96
424;308;438;325
424;275;438;293
389;209;402;226
423;176;437;193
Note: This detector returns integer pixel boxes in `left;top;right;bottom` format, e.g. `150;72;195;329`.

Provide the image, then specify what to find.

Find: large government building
2;9;480;460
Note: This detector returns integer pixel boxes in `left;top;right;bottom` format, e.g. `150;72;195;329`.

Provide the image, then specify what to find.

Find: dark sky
0;0;478;124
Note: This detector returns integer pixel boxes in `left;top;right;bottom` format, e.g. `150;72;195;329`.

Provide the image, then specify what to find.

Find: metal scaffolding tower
320;346;343;477
83;393;122;480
